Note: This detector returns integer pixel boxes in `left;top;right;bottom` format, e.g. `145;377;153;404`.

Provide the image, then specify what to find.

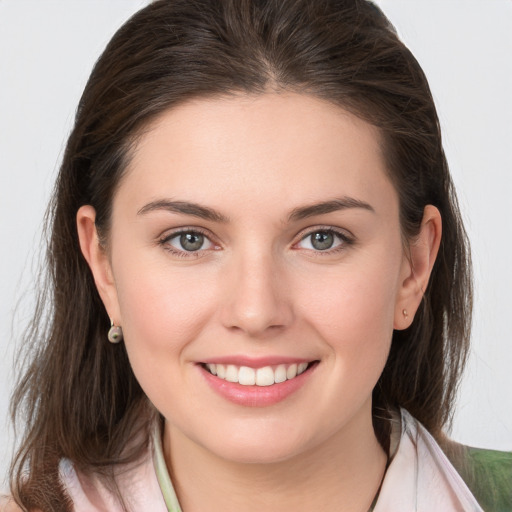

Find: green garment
153;419;512;512
447;445;512;512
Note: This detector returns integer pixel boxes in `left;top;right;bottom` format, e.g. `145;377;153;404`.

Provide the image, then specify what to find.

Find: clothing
59;409;510;511
448;445;512;511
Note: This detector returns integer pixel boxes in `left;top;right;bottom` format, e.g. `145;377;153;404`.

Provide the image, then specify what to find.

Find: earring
402;309;409;319
108;320;123;343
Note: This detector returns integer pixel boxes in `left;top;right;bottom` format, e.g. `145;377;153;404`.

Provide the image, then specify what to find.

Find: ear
394;205;442;330
76;205;121;324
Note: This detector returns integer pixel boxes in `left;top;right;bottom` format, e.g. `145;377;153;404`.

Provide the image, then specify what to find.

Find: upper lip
200;356;315;368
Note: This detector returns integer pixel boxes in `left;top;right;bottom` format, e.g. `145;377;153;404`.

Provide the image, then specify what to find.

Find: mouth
200;361;317;387
198;359;319;406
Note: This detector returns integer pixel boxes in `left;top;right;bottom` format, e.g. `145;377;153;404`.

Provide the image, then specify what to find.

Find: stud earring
402;309;409;319
108;320;123;343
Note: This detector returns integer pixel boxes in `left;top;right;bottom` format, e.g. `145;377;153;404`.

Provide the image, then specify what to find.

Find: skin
78;92;441;512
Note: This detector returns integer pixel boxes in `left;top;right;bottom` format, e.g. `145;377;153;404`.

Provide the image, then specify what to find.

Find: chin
198;423;316;465
216;441;304;465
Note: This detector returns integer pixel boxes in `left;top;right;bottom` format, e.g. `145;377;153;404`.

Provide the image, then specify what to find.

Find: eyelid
158;226;221;257
157;225;354;257
292;225;355;252
158;225;211;241
294;225;354;241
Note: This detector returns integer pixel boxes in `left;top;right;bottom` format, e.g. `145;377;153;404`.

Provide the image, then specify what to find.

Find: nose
219;250;294;338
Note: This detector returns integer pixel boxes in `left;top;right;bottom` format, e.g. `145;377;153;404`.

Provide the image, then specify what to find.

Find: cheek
110;252;219;380
298;248;402;373
303;253;400;328
111;263;219;420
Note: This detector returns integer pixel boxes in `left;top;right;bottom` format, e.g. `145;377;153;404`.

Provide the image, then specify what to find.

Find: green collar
153;424;183;512
151;423;385;512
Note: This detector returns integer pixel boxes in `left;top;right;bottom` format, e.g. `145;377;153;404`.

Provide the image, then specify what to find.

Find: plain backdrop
1;0;511;491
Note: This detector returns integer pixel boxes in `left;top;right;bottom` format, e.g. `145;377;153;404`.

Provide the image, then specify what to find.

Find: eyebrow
288;197;375;222
137;196;374;224
137;200;229;223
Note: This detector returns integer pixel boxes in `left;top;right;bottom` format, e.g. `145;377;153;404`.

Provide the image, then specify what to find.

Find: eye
161;230;216;254
296;229;349;252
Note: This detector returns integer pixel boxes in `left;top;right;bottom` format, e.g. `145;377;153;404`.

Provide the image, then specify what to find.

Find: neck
163;402;388;512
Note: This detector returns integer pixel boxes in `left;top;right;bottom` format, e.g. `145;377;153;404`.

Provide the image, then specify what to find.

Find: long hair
10;0;472;509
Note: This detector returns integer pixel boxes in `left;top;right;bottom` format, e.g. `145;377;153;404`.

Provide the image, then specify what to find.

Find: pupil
180;232;204;251
311;231;333;250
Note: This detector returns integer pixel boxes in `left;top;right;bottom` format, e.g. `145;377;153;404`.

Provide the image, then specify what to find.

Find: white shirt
59;408;483;511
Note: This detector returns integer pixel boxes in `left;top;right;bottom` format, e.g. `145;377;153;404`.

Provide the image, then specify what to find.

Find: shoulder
443;440;512;511
398;409;511;510
59;453;167;511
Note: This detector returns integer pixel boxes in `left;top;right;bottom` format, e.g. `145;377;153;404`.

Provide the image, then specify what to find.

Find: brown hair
9;0;472;509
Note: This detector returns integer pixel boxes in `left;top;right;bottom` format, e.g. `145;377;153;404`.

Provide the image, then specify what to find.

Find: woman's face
84;93;422;463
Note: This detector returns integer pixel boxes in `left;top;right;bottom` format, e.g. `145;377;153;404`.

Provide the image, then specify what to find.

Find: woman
4;0;511;510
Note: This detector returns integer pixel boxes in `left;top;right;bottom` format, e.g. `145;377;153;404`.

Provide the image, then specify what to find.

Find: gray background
1;0;511;491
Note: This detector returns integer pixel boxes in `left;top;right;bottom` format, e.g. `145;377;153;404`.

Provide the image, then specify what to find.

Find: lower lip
199;362;318;407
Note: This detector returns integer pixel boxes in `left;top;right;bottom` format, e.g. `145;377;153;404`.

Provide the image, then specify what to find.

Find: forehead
118;92;396;219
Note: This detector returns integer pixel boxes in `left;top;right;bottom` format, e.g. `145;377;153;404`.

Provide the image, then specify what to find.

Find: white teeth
256;366;275;386
286;364;297;379
238;366;256;385
274;364;287;383
297;362;308;375
204;362;312;386
225;365;238;382
216;364;226;379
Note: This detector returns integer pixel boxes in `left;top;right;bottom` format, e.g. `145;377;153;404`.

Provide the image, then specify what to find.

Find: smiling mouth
201;362;316;387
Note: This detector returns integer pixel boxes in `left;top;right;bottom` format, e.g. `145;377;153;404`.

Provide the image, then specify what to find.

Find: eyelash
158;227;217;259
158;226;355;258
293;226;354;255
